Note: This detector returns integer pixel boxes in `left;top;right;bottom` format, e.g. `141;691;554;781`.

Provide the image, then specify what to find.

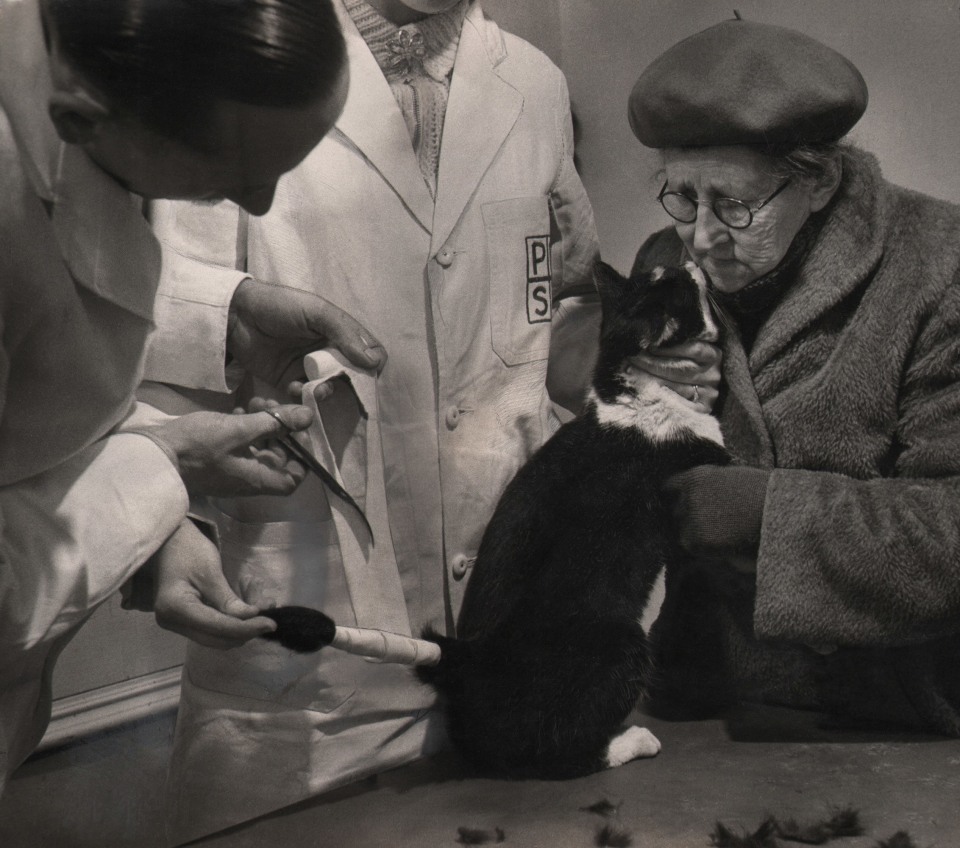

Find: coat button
436;247;454;268
445;406;461;430
451;555;475;581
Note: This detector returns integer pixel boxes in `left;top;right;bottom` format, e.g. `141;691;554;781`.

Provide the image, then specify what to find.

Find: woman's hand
628;340;722;411
663;465;770;561
152;519;276;649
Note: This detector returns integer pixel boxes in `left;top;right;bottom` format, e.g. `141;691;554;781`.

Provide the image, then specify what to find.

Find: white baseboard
39;666;182;751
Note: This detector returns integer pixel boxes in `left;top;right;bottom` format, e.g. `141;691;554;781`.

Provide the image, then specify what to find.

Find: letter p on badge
525;235;552;324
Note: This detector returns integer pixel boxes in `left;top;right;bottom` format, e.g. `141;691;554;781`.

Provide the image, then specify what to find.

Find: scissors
265;409;374;543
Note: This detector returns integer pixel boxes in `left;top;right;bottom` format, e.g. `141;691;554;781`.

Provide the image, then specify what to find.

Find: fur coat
633;147;960;734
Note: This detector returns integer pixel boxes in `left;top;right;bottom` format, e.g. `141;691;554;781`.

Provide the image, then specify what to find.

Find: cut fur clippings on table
710;808;919;848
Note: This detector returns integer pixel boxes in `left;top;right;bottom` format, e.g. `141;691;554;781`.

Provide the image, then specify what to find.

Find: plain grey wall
483;0;960;272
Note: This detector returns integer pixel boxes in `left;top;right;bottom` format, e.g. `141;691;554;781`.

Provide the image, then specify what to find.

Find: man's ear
43;5;114;146
47;90;110;145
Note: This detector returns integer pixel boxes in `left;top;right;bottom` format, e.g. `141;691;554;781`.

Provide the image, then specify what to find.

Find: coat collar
717;148;887;465
430;1;522;252
748;148;886;374
719;327;777;466
334;0;436;231
0;0;160;321
332;0;523;249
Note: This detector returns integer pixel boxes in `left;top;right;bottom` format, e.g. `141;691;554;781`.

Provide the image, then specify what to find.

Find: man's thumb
200;568;268;622
223;406;314;448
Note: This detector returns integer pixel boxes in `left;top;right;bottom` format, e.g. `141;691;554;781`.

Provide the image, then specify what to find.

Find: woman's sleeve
754;273;960;647
142;199;251;393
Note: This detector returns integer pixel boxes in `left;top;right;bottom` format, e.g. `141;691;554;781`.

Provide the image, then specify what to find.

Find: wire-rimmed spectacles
657;178;792;229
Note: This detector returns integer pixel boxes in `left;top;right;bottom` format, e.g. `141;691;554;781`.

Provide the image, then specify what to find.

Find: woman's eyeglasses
657;179;791;229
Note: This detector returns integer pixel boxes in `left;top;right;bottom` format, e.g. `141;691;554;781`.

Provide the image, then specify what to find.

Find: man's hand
153;519;276;649
628;340;722;411
144;405;312;497
228;278;387;390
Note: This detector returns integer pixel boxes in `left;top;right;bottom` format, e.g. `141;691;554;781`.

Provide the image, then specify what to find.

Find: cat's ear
593;260;628;307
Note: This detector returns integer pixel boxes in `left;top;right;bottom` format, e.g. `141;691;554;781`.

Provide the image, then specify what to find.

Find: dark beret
628;19;868;151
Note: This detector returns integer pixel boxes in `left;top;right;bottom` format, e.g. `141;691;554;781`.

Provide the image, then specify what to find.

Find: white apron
165;352;444;841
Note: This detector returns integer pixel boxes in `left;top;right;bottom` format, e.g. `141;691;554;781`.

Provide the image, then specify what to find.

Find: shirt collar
343;0;471;83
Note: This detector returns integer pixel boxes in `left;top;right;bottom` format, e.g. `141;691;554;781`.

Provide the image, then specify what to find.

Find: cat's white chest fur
589;369;724;446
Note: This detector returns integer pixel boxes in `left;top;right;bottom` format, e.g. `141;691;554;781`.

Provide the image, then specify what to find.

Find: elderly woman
629;19;960;734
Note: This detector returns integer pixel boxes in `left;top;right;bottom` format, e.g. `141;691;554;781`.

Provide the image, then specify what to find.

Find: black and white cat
417;260;730;779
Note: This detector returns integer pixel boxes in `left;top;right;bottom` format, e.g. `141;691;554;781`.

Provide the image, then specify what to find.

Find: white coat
143;2;600;841
0;0;188;789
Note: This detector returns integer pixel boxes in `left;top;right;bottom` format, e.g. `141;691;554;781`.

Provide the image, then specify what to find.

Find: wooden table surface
193;705;960;847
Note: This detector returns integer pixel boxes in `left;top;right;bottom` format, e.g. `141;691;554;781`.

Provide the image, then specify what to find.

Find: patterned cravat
345;0;470;198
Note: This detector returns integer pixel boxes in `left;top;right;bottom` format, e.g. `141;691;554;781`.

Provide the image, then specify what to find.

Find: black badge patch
525;235;552;324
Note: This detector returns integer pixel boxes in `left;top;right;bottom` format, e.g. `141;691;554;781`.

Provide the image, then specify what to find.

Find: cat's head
593;260;719;357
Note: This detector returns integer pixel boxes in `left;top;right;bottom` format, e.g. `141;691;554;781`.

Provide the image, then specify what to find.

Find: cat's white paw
604;725;661;768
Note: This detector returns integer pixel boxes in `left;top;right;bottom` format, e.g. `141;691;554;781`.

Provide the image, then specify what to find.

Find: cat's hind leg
604;725;661;768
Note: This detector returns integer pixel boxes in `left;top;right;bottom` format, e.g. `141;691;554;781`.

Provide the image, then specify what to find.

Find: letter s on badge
526;235;552;324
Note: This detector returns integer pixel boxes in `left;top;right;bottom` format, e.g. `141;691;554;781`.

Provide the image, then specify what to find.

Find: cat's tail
330;625;442;666
259;606;442;666
415;625;472;692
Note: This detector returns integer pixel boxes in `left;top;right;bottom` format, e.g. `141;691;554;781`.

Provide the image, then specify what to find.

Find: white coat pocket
483;196;553;366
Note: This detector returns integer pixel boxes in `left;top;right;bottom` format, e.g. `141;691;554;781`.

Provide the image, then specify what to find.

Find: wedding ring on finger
692;385;701;404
